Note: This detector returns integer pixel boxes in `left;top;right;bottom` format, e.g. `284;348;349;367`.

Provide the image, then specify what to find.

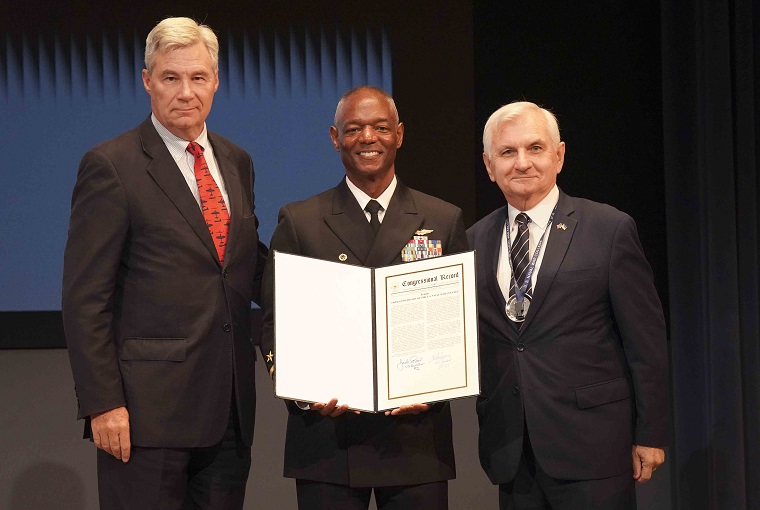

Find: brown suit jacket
62;116;267;447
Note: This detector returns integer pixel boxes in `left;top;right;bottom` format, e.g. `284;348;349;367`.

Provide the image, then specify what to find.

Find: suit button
223;269;228;278
512;386;520;396
223;323;231;332
517;343;525;352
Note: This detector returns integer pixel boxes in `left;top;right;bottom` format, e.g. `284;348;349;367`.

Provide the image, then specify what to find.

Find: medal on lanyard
505;205;557;322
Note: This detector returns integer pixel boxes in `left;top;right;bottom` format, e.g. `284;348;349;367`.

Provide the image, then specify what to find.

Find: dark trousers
97;407;251;510
296;479;448;510
499;429;636;510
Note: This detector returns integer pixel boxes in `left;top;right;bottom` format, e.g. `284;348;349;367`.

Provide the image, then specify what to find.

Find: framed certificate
272;250;479;412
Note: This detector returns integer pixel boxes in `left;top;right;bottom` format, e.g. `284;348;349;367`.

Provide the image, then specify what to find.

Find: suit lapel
140;118;221;266
324;180;376;264
521;191;576;332
210;133;242;266
366;181;423;267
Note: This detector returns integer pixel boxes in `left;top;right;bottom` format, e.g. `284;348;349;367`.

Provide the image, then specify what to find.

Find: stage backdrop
0;1;477;349
0;26;391;311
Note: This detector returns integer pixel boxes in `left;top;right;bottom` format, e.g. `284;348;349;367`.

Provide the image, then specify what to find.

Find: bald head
334;86;399;128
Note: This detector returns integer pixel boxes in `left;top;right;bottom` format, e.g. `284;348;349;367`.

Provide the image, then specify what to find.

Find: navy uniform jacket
260;178;468;487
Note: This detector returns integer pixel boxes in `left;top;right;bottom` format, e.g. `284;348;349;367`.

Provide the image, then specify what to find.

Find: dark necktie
186;141;230;264
365;200;382;235
510;212;531;297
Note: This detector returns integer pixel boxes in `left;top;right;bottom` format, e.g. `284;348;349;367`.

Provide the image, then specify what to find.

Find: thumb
632;448;643;479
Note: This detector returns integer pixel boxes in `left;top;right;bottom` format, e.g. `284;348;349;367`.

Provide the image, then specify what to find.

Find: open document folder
273;250;479;412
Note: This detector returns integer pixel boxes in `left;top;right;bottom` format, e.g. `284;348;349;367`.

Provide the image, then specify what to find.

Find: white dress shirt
151;114;231;214
497;185;560;301
345;175;398;223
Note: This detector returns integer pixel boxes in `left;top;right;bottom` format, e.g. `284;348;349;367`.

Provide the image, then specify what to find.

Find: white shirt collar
344;175;398;212
507;185;559;231
151;114;211;162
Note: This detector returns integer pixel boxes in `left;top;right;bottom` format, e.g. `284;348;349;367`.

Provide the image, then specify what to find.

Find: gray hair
334;86;399;127
483;101;560;157
144;17;219;73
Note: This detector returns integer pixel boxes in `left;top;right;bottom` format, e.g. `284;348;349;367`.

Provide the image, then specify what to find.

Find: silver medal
506;295;530;322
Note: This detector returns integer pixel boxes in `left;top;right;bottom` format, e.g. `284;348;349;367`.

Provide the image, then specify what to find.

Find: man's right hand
311;398;354;417
91;406;131;462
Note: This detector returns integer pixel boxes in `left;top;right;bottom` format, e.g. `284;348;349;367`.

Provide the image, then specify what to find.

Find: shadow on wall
10;462;86;510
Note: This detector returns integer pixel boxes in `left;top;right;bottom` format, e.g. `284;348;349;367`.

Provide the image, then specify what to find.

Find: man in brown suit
62;17;267;509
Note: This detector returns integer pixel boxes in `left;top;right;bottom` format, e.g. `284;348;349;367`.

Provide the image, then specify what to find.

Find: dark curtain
662;0;760;508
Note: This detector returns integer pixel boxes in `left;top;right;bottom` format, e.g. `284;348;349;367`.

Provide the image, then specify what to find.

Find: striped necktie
510;212;531;297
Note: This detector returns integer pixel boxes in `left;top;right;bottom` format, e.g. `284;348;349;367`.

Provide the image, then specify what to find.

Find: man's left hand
384;403;430;416
632;445;665;483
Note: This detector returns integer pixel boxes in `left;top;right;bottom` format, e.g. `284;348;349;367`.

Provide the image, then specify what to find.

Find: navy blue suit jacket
467;190;669;484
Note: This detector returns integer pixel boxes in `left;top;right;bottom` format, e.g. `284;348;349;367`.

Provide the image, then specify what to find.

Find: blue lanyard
505;204;558;303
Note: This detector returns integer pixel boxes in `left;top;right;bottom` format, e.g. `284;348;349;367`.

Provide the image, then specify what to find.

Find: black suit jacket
62;116;267;448
467;190;669;484
260;178;468;487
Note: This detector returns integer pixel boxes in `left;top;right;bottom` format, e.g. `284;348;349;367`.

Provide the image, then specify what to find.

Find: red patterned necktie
186;141;230;264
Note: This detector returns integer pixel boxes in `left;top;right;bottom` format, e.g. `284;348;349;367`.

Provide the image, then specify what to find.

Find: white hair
482;101;560;157
144;17;219;73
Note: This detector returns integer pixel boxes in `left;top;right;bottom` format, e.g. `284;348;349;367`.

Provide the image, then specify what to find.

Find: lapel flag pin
556;223;567;230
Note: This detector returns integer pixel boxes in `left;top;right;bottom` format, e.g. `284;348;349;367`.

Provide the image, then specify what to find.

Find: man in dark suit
62;17;267;509
259;86;468;509
467;101;669;509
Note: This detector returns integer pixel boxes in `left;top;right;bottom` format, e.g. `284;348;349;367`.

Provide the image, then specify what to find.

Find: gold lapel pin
339;253;348;262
